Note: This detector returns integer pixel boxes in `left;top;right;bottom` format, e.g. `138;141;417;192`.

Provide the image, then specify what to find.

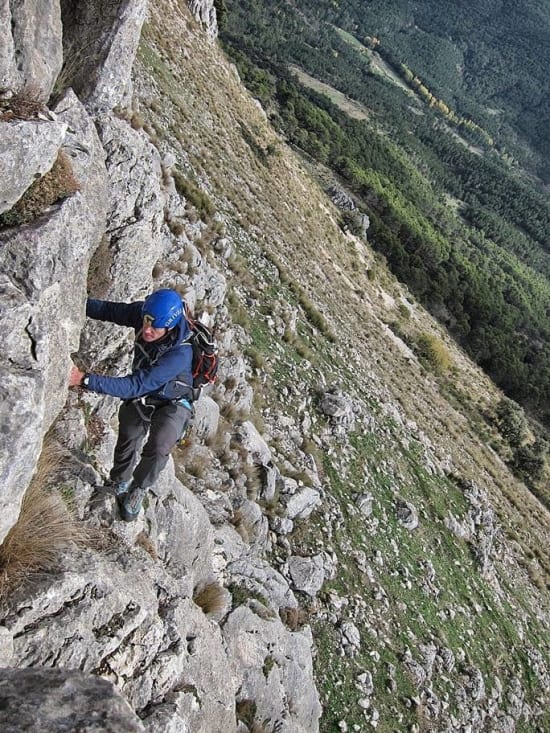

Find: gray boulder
233;420;272;464
0;0;63;97
182;246;227;307
288;555;325;597
356;492;374;517
319;387;356;431
396;499;419;531
285;487;322;520
0;668;144;732
192;395;220;442
0;449;238;727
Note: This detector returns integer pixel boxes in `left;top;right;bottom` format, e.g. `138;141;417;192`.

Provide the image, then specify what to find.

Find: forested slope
323;0;550;182
220;0;550;439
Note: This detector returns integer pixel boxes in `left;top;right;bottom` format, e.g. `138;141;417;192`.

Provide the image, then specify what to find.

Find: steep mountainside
223;0;550;180
219;0;550;436
325;0;550;180
0;1;548;732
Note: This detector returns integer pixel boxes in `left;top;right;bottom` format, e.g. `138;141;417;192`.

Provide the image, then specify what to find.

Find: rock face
0;0;63;97
188;0;218;38
59;0;148;113
0;3;320;731
0;89;108;545
0;668;145;732
0;118;68;214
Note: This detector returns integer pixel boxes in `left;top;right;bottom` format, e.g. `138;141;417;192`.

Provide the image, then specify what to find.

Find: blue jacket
85;298;194;401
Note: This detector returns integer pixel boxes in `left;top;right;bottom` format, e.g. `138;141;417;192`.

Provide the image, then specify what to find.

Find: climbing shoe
115;479;132;497
104;478;132;497
117;483;146;522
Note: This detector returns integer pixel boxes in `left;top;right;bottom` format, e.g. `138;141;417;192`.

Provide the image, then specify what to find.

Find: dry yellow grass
0;82;46;120
193;581;226;615
0;150;80;228
0;440;88;598
135;531;158;560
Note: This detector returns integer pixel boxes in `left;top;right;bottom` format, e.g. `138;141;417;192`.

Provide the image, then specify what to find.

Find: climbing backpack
185;307;219;398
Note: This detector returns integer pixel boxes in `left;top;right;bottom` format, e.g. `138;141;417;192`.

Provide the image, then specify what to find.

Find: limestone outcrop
59;0;148;113
0;2;321;731
188;0;218;39
0;88;108;544
0;0;63;97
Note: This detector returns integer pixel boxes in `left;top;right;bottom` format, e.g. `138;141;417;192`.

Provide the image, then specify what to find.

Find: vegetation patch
219;0;550;430
0;150;80;228
193;581;227;616
0;439;88;598
415;332;452;374
0;83;46;121
173;170;215;222
228;581;270;611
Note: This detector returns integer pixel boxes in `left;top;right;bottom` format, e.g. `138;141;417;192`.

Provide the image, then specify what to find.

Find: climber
69;289;194;522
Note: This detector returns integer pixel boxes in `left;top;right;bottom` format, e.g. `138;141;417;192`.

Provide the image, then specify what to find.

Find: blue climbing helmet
141;289;184;329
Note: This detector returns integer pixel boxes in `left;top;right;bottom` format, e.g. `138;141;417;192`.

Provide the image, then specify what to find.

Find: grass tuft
193;581;227;615
0;440;88;598
416;332;452;374
0;82;46;121
173;170;215;221
0;150;80;228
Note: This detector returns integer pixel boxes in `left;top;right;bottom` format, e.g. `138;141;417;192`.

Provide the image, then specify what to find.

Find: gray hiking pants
110;399;191;489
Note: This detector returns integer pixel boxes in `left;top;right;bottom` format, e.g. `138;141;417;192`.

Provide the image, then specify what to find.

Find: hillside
0;1;549;732
222;0;550;180
135;1;550;729
326;0;550;182
219;0;550;441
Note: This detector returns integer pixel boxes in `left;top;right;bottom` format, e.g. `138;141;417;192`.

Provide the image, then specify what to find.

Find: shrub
130;112;145;130
416;332;452;374
193;581;226;616
262;655;275;679
512;441;547;482
398;302;411;320
0;150;80;228
495;398;527;447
